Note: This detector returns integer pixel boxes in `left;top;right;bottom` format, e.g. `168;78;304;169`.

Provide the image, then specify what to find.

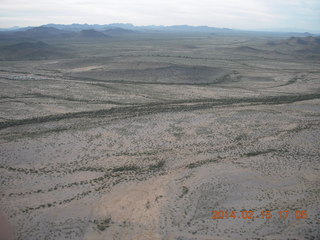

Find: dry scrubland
0;33;320;240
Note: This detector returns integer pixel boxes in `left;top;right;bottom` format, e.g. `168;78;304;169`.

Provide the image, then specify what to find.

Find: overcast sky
1;0;319;32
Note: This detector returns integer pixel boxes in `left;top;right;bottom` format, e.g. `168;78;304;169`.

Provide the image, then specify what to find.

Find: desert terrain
0;29;319;240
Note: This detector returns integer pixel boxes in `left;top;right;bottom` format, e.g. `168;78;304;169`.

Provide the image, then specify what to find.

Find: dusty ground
0;33;319;240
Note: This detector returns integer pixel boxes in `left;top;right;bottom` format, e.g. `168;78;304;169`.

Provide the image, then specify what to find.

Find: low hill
0;41;74;60
233;46;280;56
285;36;320;46
267;36;320;47
235;46;266;53
266;36;320;58
0;27;110;40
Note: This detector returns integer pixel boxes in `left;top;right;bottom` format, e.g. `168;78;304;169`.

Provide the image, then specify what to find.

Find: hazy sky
1;0;319;32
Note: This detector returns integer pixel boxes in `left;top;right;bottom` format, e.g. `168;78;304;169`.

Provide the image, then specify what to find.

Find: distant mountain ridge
1;23;232;33
43;23;233;32
0;24;318;42
1;23;318;36
0;24;236;41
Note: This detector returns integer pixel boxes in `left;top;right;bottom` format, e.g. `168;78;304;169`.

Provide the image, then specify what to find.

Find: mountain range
0;23;315;42
0;23;232;33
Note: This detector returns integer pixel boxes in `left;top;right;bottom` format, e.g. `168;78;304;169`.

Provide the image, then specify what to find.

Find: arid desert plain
0;30;320;240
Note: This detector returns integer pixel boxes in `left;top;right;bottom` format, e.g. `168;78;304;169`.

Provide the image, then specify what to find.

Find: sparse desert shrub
94;217;112;231
186;158;218;169
180;186;189;198
148;160;165;171
244;149;277;157
112;165;140;172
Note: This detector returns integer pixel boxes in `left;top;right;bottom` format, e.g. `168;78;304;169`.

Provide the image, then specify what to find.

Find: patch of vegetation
234;134;247;142
186;158;219;169
0;165;40;174
1;93;320;131
93;217;112;231
148;160;165;171
112;164;140;172
244;149;278;157
180;186;189;198
24;92;128;105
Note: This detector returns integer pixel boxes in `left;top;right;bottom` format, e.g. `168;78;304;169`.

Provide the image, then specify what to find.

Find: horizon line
0;23;318;34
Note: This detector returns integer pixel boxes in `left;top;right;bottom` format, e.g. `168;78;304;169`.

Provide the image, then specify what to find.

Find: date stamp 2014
212;210;308;220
